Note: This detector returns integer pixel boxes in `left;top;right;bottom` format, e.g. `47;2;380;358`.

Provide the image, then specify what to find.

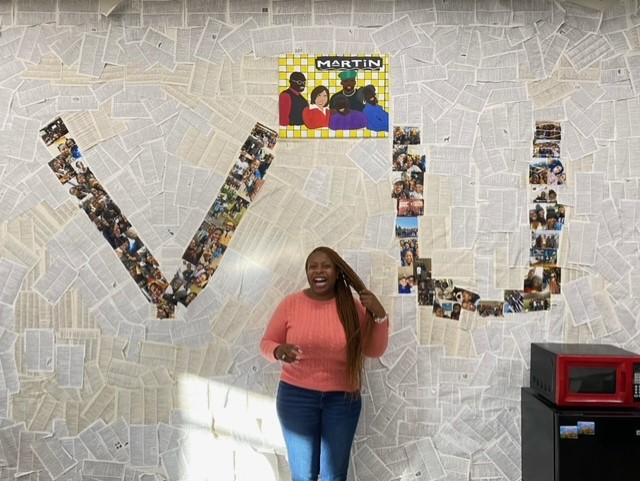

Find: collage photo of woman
41;118;278;318
505;121;564;314
41;118;173;317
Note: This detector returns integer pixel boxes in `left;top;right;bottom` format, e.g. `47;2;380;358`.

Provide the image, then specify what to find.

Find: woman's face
305;250;338;300
315;90;328;108
211;229;223;244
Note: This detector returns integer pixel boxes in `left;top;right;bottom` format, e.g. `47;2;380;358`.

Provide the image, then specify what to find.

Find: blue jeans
276;381;362;481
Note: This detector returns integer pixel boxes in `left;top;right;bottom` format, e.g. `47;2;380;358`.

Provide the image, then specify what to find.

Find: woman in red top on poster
260;246;389;481
302;85;331;129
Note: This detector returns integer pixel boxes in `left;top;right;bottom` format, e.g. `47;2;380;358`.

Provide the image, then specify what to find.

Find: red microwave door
558;359;629;405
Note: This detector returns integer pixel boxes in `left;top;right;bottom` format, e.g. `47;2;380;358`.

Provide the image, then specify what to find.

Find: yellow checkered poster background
279;54;389;139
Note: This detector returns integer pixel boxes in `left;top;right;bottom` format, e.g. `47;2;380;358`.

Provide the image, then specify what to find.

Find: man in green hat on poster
329;69;365;112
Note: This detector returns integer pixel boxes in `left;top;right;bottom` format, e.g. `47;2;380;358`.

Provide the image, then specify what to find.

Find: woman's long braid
309;246;374;390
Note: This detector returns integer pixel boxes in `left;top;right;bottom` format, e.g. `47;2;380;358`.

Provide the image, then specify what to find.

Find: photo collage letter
504;121;564;313
393;125;500;319
279;54;389;139
40;118;278;319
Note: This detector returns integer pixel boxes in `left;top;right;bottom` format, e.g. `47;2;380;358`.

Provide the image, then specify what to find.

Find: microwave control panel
634;363;640;402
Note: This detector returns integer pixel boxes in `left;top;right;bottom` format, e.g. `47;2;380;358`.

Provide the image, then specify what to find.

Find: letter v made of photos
40;117;278;318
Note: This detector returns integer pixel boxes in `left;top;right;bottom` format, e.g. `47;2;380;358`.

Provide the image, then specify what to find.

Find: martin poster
279;54;390;139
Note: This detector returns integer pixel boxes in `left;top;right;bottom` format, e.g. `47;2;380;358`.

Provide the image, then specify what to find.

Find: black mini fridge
521;387;640;481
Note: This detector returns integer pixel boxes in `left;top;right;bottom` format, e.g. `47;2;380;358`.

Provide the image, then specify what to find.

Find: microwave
530;343;640;408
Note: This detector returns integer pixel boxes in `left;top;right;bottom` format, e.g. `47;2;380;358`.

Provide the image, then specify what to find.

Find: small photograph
218;218;237;246
529;159;549;185
523;291;550;312
533;141;560;158
546;159;566;185
529;205;546;230
417;278;436;306
577;421;595;435
452;287;480;312
393;125;421;145
535;121;561;141
559;425;578;439
543;267;561;294
398;198;424;217
523;267;544;293
415;258;434;306
225;197;250;224
392;145;427;173
400;239;419;267
530;248;558;267
39;117;69;146
391;171;424;200
192;220;224;255
398;266;416;294
504;290;525;313
57;137;83;160
413;257;431;282
434;279;456;303
207;192;233;223
48;155;76;184
544;204;565;228
433;301;460;320
531;231;560;250
223;174;243;195
477;301;505;318
182;238;204;265
396;216;418;238
529;203;564;231
251;123;278;149
530;186;558;204
234;134;275;202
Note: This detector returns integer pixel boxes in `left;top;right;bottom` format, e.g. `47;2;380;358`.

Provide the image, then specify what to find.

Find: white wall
0;1;637;480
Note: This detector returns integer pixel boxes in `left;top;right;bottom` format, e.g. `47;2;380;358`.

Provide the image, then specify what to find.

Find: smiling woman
259;246;389;481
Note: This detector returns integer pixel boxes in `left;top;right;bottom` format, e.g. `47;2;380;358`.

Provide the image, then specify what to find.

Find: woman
302;85;331;129
546;161;565;185
260;246;389;481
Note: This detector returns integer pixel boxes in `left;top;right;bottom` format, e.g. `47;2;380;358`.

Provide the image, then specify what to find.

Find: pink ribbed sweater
260;291;389;392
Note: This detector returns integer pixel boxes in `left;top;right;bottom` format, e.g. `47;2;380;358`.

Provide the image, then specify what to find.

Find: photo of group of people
392;126;425;218
165;123;278;317
529;122;566;186
431;280;488;320
41;118;278;318
279;54;389;138
394;125;427;298
506;121;564;314
393;126;420;145
41;117;174;317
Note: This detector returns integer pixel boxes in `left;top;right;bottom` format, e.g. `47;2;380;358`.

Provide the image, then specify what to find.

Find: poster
279;54;390;139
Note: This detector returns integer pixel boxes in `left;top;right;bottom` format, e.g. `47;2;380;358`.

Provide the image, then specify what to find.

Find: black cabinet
522;387;640;481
